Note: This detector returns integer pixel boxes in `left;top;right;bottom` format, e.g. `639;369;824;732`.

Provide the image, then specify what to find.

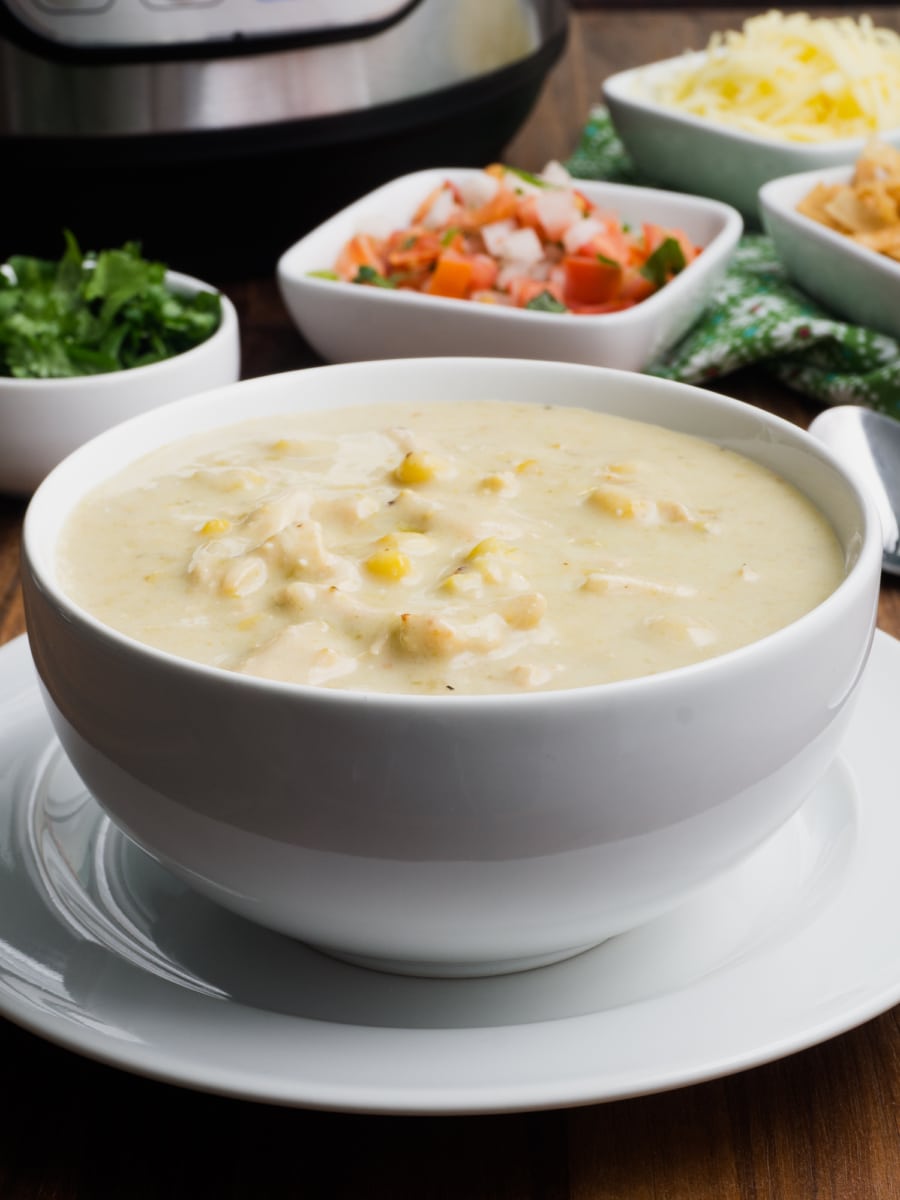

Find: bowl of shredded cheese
602;10;900;221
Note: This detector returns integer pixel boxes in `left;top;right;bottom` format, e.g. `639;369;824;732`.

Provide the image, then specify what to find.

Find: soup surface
59;400;845;695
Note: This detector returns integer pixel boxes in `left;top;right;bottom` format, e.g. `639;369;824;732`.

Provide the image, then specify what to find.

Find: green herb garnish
639;237;687;288
502;165;555;189
353;265;400;289
307;269;339;280
0;231;222;379
525;291;569;314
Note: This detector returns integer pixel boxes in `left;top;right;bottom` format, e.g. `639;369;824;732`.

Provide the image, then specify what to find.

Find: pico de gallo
319;163;703;315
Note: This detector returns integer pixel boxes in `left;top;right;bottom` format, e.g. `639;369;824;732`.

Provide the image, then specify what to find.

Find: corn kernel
602;461;638;480
479;472;516;493
657;499;693;524
269;438;308;456
394;451;437;485
588;487;653;520
466;537;509;560
501;592;546;630
440;570;482;596
366;546;411;580
200;518;231;535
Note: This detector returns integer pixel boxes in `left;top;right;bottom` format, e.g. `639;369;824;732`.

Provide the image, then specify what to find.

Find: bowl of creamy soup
21;357;881;977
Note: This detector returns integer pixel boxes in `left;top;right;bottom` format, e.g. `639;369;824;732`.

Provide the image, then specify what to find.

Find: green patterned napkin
566;109;900;413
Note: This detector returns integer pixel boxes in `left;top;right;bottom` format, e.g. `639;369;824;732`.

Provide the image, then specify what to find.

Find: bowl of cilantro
0;232;240;496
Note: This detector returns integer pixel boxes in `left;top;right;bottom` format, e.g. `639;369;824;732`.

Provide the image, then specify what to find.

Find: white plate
1;631;900;1114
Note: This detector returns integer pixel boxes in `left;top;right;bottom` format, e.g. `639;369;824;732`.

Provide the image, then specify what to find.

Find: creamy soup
58;400;845;695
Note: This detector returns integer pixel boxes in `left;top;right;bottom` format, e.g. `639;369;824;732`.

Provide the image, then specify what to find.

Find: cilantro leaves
639;237;688;288
0;232;222;379
525;290;569;313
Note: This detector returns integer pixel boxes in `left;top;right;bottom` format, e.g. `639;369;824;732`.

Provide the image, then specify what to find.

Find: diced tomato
515;195;541;231
459;187;519;230
562;255;623;306
641;222;669;257
641;224;699;267
426;255;475;299
467;254;500;292
572;190;594;216
386;230;442;271
671;229;701;265
582;219;634;262
507;277;565;308
395;268;432;291
618;268;656;304
335;234;385;281
567;298;636;314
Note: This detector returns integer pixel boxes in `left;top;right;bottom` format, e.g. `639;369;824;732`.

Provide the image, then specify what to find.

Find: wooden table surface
3;7;900;1197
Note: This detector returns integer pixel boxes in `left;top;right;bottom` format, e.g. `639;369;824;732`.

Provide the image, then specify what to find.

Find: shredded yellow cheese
651;10;900;142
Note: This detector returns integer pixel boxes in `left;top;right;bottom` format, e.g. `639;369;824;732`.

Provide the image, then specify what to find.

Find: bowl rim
276;167;744;331
0;267;239;392
23;357;881;711
602;51;900;154
759;165;900;282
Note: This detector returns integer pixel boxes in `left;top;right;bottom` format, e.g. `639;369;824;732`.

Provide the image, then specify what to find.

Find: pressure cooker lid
0;0;423;61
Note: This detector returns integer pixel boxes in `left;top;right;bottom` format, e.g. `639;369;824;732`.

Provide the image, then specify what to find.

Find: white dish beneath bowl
276;168;742;372
2;629;900;1115
759;165;900;343
603;53;900;223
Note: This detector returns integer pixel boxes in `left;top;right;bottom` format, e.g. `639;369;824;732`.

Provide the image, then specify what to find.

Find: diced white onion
420;187;457;230
534;189;582;240
497;227;544;266
481;218;518;257
458;172;500;209
563;217;605;255
540;160;573;186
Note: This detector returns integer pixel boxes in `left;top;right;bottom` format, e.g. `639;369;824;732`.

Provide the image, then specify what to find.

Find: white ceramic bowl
603;53;900;222
759;165;900;342
276;168;742;372
0;271;241;497
21;358;881;978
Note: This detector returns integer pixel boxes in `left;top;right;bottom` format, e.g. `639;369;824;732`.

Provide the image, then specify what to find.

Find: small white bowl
0;271;241;497
21;358;881;978
759;165;900;342
276;168;742;372
603;52;900;222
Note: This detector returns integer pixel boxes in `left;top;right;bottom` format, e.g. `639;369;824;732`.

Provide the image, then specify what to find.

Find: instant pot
0;0;568;276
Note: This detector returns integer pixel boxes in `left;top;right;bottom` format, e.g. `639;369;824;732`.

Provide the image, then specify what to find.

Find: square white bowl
277;168;742;374
759;165;900;342
603;52;900;223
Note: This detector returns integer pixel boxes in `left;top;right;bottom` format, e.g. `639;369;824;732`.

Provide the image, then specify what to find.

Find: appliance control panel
3;0;414;51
